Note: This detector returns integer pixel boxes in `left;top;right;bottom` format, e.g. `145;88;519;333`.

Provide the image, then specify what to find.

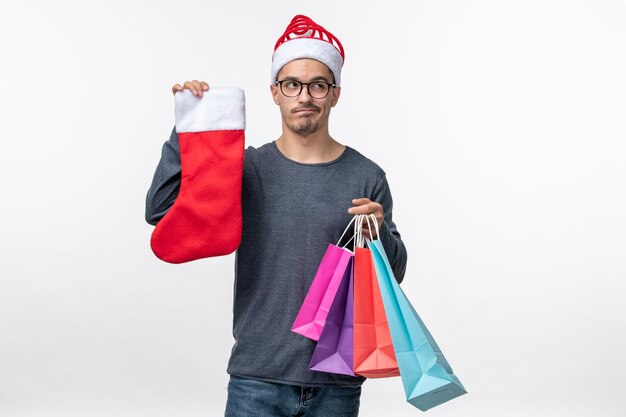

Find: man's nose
297;85;313;102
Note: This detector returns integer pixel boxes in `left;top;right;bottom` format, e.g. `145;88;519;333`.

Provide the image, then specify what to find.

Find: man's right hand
172;80;209;97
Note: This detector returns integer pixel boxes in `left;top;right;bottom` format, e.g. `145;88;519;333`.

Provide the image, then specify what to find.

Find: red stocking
150;88;245;263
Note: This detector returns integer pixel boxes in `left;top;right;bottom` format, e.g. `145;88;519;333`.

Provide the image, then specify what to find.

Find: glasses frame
275;80;336;99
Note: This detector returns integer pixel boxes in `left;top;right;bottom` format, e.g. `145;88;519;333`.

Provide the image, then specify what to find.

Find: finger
192;80;204;97
352;198;371;206
361;221;380;237
360;225;377;239
183;81;199;96
350;202;383;215
200;81;209;91
348;203;375;215
361;225;378;236
171;83;183;94
182;81;195;96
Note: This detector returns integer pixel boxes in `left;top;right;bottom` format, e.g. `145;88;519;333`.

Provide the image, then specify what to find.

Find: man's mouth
292;107;319;113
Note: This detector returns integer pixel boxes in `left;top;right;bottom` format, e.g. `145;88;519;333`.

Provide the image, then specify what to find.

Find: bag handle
353;213;377;248
342;234;355;250
366;213;380;242
354;214;380;248
337;215;358;249
354;215;363;248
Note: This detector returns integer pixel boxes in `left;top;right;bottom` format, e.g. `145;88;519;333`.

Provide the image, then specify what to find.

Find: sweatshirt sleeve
371;174;408;283
145;127;181;226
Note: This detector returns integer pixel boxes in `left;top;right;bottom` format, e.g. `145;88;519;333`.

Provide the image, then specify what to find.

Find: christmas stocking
150;87;245;263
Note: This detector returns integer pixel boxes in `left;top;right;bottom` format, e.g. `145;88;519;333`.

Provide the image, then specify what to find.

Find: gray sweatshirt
145;128;408;386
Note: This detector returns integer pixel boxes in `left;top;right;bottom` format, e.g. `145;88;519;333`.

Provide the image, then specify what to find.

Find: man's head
271;58;341;136
270;15;344;136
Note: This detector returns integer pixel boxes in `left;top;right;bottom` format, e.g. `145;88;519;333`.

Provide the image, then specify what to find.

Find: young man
146;15;407;417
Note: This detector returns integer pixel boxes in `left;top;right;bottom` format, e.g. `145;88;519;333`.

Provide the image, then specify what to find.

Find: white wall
1;1;625;416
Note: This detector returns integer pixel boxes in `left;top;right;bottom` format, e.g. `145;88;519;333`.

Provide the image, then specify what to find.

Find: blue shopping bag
367;217;467;411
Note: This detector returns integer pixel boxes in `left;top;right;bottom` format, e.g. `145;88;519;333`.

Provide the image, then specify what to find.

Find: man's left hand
348;198;384;239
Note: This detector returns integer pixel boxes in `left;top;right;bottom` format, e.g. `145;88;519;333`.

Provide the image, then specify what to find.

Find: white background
1;1;625;416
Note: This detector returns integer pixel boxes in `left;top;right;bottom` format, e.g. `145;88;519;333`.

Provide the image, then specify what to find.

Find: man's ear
331;86;341;107
270;84;279;105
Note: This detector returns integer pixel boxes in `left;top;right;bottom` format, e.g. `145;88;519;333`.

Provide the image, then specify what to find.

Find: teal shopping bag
367;218;466;410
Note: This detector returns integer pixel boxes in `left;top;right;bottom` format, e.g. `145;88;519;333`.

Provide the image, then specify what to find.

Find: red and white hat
271;15;345;86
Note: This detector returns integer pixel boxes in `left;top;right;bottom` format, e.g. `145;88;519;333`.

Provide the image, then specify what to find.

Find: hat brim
271;38;343;86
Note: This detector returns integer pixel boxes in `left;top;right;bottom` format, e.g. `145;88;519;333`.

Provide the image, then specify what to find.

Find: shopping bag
309;256;355;376
367;214;467;410
292;217;356;341
352;215;400;378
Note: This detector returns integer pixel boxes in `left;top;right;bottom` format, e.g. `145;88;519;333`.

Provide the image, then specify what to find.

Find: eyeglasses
275;80;335;99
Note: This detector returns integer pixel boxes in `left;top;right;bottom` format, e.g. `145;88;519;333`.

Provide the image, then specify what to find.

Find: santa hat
271;15;345;86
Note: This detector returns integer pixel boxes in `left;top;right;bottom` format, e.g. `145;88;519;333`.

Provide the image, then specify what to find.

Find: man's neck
275;128;345;164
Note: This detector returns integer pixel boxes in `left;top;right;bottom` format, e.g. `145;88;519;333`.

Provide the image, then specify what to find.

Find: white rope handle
368;213;380;241
354;214;364;248
354;215;361;248
347;214;382;249
341;234;355;250
337;215;358;246
363;214;374;243
353;213;379;248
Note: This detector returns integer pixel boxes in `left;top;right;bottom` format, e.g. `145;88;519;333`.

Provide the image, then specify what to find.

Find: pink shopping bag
292;217;355;341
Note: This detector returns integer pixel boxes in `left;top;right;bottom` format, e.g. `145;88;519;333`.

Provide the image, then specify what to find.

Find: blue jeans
225;375;361;417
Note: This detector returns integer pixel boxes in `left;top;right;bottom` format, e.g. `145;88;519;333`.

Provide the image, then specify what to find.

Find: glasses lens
308;82;330;99
281;81;302;97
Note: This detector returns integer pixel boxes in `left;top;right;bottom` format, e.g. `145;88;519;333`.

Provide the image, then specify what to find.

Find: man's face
271;58;341;136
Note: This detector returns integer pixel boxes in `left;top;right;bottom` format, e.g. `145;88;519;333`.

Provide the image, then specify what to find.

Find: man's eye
285;81;300;89
311;83;327;90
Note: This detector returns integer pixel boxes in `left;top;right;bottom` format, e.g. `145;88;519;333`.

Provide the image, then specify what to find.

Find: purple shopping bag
292;218;355;341
309;257;355;376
